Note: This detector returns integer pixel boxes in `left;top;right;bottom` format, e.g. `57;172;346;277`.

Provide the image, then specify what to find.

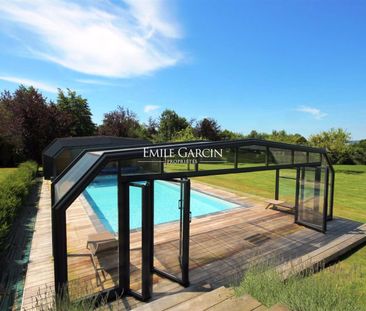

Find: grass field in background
195;165;366;222
0;168;17;183
193;165;366;307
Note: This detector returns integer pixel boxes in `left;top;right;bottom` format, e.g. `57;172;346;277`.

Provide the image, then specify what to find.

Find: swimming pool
83;175;239;232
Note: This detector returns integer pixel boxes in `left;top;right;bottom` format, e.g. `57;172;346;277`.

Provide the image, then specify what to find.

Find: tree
269;130;307;145
0;86;76;164
173;126;201;142
98;106;143;138
195;118;221;141
309;128;351;163
144;117;159;140
157;109;189;141
0;86;55;163
245;130;267;140
56;89;95;136
220;129;244;140
349;139;366;164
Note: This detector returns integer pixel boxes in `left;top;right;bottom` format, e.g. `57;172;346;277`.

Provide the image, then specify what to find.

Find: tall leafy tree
0;86;75;164
309;128;351;163
173;126;201;142
347;139;366;164
195;118;221;141
157;109;189;141
56;89;95;136
98;106;143;137
0;86;53;162
144;117;159;140
269;130;307;145
245;130;267;140
219;129;243;140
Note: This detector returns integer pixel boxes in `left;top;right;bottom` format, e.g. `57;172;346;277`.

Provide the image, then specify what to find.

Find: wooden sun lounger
265;199;293;211
86;232;118;283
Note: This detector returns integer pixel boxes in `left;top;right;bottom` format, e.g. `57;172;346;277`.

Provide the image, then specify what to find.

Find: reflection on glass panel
153;180;183;281
268;148;292;165
297;167;327;231
54;152;101;203
327;172;333;218
55;148;86;177
237;145;266;168
198;148;235;171
164;154;197;173
294;151;307;164
67;171;119;301
321;155;328;167
309;152;321;163
121;158;161;175
279;169;297;207
129;184;143;294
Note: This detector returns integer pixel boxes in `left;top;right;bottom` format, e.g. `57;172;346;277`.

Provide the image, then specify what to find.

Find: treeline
0;85;365;166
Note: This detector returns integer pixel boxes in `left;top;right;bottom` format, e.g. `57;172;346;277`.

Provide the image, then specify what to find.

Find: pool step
131;286;284;311
132;284;211;311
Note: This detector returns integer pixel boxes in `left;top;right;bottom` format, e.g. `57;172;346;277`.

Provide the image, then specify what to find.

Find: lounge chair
265;199;294;212
265;199;285;209
86;231;118;283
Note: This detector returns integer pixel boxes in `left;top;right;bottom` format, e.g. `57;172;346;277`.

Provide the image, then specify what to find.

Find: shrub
0;161;38;251
235;262;363;311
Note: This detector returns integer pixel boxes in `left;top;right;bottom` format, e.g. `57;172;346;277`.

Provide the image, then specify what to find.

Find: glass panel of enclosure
129;183;143;294
309;152;321;163
66;166;119;301
327;172;333;219
55;148;85;177
268;148;293;165
198;148;235;171
54;152;101;203
153;179;184;280
297;167;327;231
278;169;297;208
237;145;267;167
164;155;197;173
121;157;161;176
294;151;307;164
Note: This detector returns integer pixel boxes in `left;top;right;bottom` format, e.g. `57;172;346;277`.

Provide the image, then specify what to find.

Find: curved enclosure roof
42;136;151;179
52;139;333;212
43;136;150;157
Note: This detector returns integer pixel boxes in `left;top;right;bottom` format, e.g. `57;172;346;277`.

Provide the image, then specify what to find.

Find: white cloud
296;105;328;120
0;0;182;78
144;105;160;113
0;75;58;93
75;79;116;86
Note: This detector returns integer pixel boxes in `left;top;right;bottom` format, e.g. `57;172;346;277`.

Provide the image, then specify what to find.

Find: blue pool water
84;175;239;232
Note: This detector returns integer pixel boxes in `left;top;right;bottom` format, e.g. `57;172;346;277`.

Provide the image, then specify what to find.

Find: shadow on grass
337;169;365;175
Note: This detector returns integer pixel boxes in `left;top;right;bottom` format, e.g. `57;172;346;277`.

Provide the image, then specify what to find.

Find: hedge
0;161;38;251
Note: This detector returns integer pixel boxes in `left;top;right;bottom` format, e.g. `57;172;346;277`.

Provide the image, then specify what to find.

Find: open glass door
295;167;329;232
179;178;190;286
118;181;153;301
153;178;191;287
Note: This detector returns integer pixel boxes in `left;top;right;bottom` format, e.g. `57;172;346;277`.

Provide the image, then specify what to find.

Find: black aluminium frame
42;136;151;180
51;139;335;305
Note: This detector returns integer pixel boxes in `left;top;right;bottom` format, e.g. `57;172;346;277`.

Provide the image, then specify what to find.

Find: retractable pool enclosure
42;136;151;180
51;139;335;303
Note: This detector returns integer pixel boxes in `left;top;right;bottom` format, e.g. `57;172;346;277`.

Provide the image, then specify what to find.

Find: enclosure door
178;178;190;286
154;178;191;287
295;167;329;232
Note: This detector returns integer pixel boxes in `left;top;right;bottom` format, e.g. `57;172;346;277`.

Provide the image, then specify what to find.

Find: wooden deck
21;180;366;310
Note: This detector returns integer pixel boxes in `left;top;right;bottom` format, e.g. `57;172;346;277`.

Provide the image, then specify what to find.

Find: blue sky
0;0;365;139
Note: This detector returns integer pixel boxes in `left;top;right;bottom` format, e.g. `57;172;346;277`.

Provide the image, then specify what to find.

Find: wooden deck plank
21;179;366;311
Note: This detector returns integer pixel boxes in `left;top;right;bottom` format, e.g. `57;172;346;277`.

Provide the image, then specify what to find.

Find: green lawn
193;165;366;307
0;167;17;182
